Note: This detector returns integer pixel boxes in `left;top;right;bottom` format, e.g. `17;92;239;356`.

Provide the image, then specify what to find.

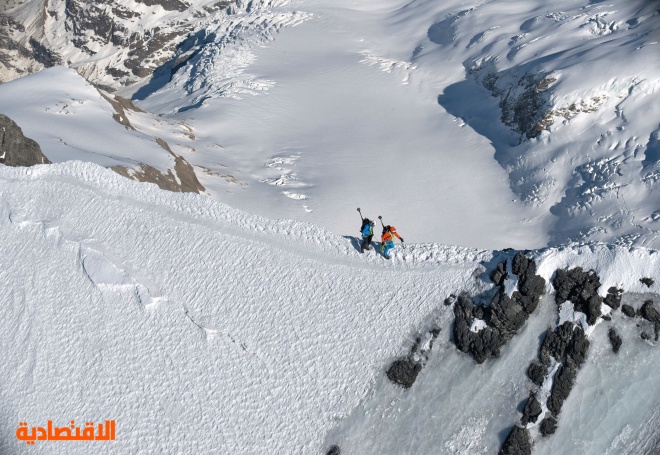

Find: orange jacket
382;226;402;243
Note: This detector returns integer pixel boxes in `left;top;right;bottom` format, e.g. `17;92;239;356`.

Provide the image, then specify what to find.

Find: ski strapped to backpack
358;207;371;232
378;215;405;249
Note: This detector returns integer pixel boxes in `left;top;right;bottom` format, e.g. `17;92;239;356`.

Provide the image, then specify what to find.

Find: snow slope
1;161;658;454
3;0;658;249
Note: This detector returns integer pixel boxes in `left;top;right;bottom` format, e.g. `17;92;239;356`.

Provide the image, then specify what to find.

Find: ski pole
357;207;364;221
378;215;385;228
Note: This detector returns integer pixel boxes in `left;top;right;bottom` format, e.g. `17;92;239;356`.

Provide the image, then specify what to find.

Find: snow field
0;161;483;454
1;161;658;454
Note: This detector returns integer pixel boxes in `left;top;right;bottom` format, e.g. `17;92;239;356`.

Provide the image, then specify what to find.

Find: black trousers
361;235;373;250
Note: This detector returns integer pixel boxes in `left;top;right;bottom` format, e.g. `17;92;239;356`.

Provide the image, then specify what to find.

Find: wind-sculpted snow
0;161;485;454
1;162;658;454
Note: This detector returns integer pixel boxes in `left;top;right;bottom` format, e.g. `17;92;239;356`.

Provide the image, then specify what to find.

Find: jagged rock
453;294;474;354
540;416;558;436
515;292;539;314
498;426;531;455
604;287;623;310
547;358;578;416
386;358;422;389
639;300;660;324
491;261;507;286
608;328;622;353
552;268;602;325
640;277;654;288
470;326;505;364
111;138;205;194
519;275;546;299
541;322;573;363
452;255;544;363
512;252;534;276
553;268;601;303
566;325;589;366
584;294;603;325
527;361;547;386
621;304;636;318
641;332;651;341
326;445;341;455
490;290;527;336
521;393;543;425
0;114;50;167
386;326;441;388
473;305;486;320
513;253;546;299
444;294;457;306
638;302;660;341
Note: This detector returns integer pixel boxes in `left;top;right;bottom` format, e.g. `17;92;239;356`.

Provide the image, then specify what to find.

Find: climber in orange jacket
380;225;404;259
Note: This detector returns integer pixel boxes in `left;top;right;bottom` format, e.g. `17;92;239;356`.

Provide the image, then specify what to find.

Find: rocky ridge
0;113;50;166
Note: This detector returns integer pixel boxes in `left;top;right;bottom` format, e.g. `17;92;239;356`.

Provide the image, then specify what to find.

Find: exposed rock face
640;277;655;288
520;393;542;425
604;287;623;310
498;426;531;455
452;252;546;364
111;137;204;194
552;267;602;325
540;416;558;436
0;0;234;89
526;361;547;386
0;114;50;167
621;304;636;318
640;300;660;324
608;328;622;353
386;358;423;389
540;321;573;363
467;58;554;140
639;300;660;341
326;444;340;455
547;357;578;415
386;326;441;389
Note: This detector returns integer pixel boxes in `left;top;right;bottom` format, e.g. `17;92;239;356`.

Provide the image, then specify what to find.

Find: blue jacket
361;223;373;237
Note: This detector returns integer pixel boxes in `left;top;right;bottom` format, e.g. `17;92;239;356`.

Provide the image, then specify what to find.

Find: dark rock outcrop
566;325;589;366
640;277;654;288
540;322;573;363
452;253;546;363
0;114;50;167
639;300;660;324
526;361;547;386
639;300;660;341
386;358;422;389
540;416;558;436
498;426;531;455
608;328;622;353
552;267;602;325
386;327;441;389
621;304;636;318
603;287;623;310
547;357;578;416
521;393;542;425
326;444;341;455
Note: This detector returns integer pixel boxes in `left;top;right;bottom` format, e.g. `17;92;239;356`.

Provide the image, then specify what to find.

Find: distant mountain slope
0;0;658;248
0;0;230;89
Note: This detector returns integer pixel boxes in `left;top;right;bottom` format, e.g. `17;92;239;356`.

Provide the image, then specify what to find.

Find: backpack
360;218;371;232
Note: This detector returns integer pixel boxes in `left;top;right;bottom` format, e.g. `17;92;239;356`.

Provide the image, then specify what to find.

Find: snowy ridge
1;161;658;454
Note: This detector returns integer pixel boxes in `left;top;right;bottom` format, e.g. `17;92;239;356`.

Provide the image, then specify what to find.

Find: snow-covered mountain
1;0;658;248
1;162;658;454
1;0;659;454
